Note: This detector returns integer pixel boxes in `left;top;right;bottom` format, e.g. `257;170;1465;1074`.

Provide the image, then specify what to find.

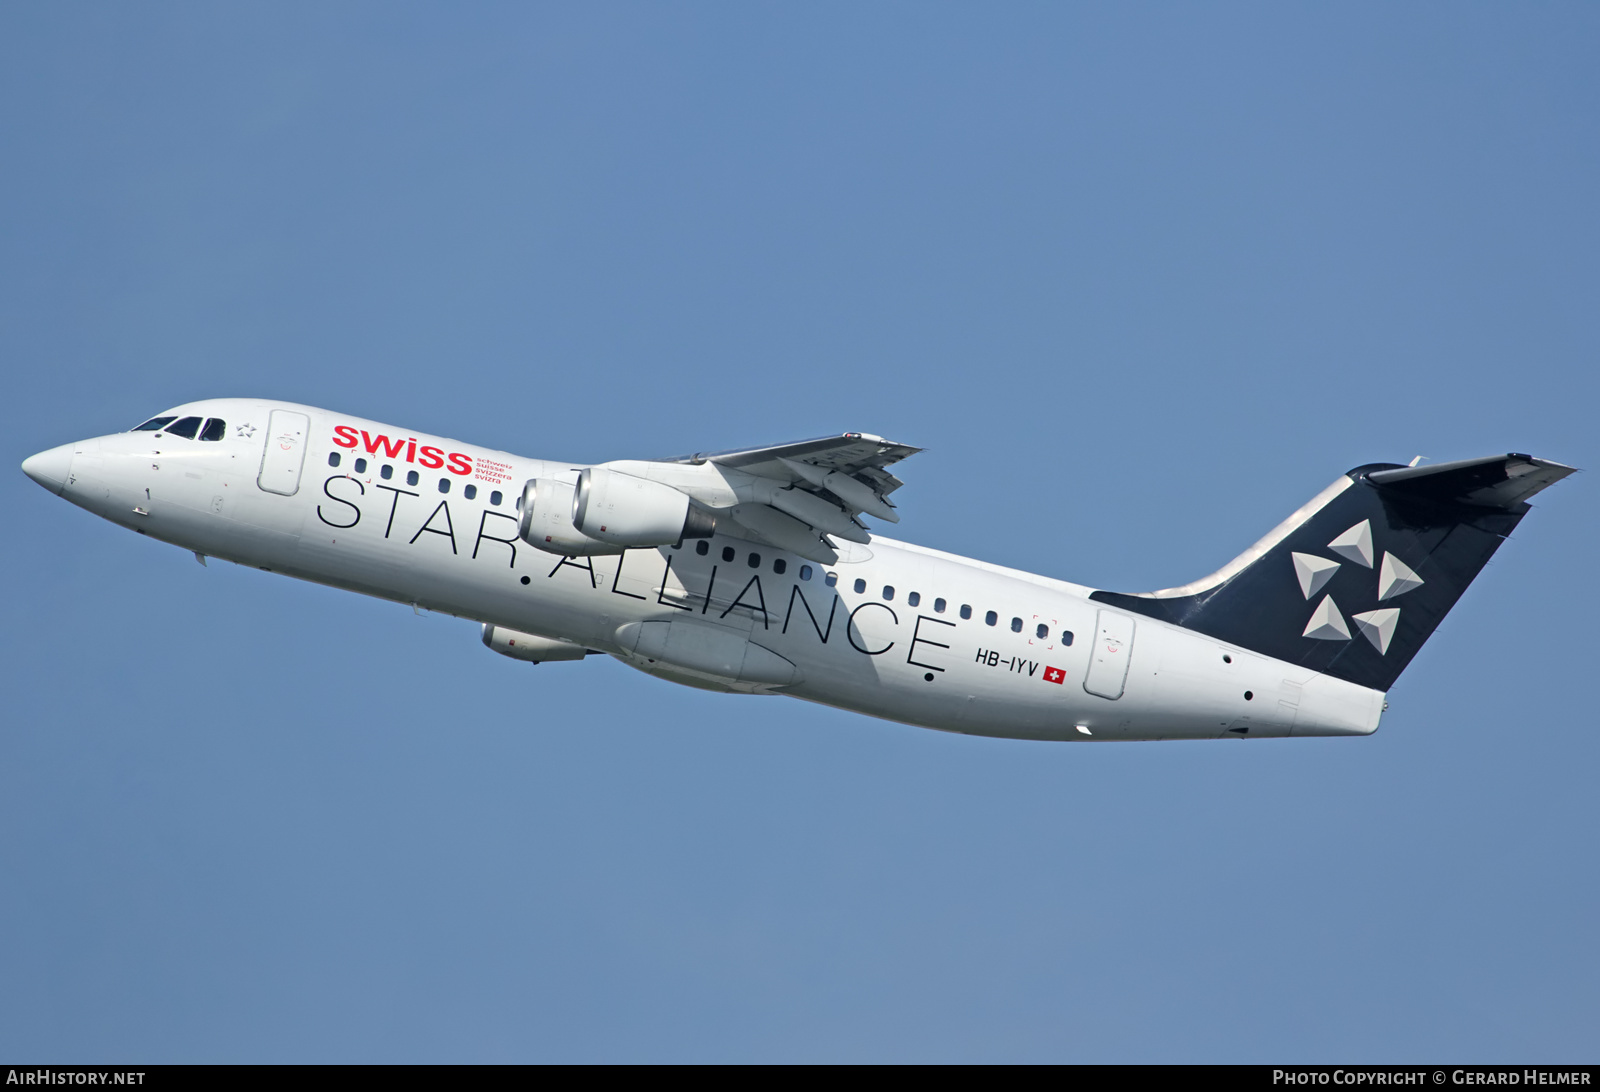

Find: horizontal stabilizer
1366;454;1576;510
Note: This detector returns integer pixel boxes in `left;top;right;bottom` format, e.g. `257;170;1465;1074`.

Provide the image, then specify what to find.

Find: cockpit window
199;418;226;442
164;416;203;439
133;416;177;432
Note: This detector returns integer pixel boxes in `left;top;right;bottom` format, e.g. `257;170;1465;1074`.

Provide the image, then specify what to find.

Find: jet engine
517;478;623;556
517;470;717;556
570;467;716;548
481;624;591;663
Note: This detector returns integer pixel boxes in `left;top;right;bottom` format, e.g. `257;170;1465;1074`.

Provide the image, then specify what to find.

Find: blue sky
3;3;1596;1062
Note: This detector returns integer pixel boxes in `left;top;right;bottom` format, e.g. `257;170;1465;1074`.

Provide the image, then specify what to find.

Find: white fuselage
32;399;1385;742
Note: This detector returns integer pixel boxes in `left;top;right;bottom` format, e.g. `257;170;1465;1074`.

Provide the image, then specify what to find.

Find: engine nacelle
572;467;716;547
517;478;623;556
481;624;591;663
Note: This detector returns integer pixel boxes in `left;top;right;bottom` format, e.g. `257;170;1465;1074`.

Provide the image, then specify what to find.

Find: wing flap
724;504;841;565
663;432;920;547
671;433;918;489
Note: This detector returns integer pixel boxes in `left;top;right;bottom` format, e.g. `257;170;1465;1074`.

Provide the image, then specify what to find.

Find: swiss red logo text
331;425;474;476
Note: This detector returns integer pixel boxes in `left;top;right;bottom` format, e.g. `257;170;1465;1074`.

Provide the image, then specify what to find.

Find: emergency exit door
257;409;310;496
1083;609;1135;700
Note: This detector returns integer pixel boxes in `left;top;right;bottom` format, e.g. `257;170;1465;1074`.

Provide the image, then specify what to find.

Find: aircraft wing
663;433;922;564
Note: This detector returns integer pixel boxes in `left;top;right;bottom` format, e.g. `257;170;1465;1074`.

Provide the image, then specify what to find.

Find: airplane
20;399;1575;742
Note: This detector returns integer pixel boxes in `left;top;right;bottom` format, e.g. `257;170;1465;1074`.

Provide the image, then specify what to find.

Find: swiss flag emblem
1043;666;1066;685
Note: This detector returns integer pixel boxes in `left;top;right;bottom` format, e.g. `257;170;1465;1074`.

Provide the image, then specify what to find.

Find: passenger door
1083;609;1135;700
257;410;310;496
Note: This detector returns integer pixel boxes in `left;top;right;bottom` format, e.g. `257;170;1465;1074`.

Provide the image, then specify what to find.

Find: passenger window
355;458;368;474
960;605;972;620
199;418;226;441
882;586;894;601
773;558;787;575
438;478;450;493
464;484;477;500
907;591;920;607
406;470;419;486
1037;623;1049;639
722;546;735;562
799;564;812;581
381;465;393;480
1061;631;1074;646
490;490;503;506
165;416;202;439
985;611;997;626
748;553;761;568
854;578;867;594
328;452;341;467
696;541;710;556
132;416;177;432
1011;617;1023;633
934;598;946;613
825;572;838;587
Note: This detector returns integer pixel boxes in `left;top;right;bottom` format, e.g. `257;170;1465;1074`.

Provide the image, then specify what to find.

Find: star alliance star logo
236;423;256;438
1291;519;1423;655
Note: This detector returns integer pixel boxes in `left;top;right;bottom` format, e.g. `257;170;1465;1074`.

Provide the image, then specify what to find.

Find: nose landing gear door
257;410;310;496
1083;609;1135;700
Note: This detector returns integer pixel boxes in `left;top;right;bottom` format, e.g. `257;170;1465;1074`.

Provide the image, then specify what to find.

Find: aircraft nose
21;443;76;496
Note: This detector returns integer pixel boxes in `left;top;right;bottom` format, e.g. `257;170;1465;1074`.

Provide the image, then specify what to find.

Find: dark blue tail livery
1090;454;1575;692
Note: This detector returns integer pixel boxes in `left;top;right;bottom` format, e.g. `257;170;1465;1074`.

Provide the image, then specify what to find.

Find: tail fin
1090;454;1575;692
